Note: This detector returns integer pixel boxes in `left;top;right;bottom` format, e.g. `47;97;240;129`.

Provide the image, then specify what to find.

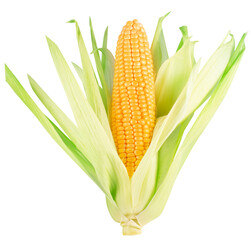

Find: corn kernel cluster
111;19;156;177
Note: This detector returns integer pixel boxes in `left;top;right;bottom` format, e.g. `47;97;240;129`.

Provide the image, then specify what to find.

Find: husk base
121;217;142;235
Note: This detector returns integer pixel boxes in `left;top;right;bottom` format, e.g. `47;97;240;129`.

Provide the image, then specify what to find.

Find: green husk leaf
133;154;158;213
176;26;189;51
151;12;170;73
102;27;108;51
225;33;246;72
137;35;245;226
155;38;196;117
156;114;193;189
5;65;99;186
101;27;114;95
29;75;79;140
98;47;115;80
89;18;111;114
106;196;129;223
48;118;101;187
92;47;115;106
71;62;107;108
89;17;100;59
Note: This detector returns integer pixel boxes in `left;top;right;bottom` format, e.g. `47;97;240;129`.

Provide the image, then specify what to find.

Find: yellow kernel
127;157;136;162
134;132;143;137
136;155;143;160
143;128;150;133
117;130;124;135
124;48;131;53
123;122;130;127
143;133;150;138
117;135;125;140
125;130;134;135
123;114;131;118
134;128;142;133
128;90;137;95
122;118;130;123
132;52;140;57
132;111;141;116
135;136;143;141
118;144;126;149
126;147;134;152
122;109;131;114
138;95;145;100
124;126;133;131
131;106;140;111
132;115;141;120
121;105;130;110
127;86;135;90
135;150;143;155
118;148;125;153
118;140;125;144
132;48;139;53
129;98;138;103
131;38;138;44
125;135;134;139
143;138;151;143
115;109;122;114
137;90;145;95
135;146;144;151
130;119;138;125
131;81;139;86
127;168;134;173
126;162;135;167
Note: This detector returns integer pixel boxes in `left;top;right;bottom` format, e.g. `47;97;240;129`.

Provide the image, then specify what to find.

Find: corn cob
111;19;156;177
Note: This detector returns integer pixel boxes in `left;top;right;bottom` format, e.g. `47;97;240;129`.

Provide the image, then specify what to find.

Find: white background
0;0;250;239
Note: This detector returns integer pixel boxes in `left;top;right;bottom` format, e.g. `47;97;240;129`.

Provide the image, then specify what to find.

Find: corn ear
5;15;246;235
